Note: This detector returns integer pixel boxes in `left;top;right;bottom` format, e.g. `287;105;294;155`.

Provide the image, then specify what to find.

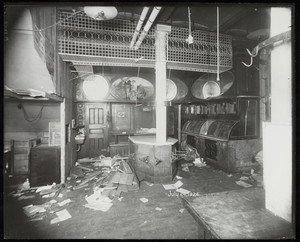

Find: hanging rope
216;6;220;81
20;103;45;123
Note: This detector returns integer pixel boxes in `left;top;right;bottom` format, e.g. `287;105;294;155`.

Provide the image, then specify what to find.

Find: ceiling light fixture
83;6;118;20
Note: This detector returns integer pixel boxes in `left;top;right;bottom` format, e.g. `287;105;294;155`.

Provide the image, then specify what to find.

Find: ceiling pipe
129;7;150;48
134;6;162;50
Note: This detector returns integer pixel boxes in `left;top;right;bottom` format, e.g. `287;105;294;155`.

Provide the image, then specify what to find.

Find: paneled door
85;103;108;158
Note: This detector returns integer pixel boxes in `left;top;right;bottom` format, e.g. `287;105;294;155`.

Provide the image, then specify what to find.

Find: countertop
128;135;178;145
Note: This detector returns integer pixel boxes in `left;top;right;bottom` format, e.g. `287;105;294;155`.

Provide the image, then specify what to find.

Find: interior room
3;3;294;239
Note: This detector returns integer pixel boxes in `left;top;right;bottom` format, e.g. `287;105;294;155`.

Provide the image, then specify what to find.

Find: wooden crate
13;139;40;174
109;143;129;157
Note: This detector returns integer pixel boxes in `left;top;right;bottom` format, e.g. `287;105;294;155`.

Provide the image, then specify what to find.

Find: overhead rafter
212;7;254;32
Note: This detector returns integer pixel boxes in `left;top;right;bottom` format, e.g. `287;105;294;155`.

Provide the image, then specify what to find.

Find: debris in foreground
50;209;72;224
235;180;253;188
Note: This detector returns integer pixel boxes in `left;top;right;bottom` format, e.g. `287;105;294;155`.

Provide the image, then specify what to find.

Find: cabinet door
29;147;60;186
233;51;259;96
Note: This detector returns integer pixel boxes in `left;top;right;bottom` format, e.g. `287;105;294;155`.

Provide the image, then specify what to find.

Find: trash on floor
143;181;154;187
179;208;185;213
240;176;249;181
70;166;85;179
58;198;72;207
162;180;183;190
176;175;182;180
19;178;30;191
83;186;113;212
42;192;55;198
140;198;148;203
182;166;190;172
227;174;233;177
50;209;72;224
176;188;191;195
155;207;162;211
193;157;206;168
17;195;35;200
23;203;51;217
235;180;253;188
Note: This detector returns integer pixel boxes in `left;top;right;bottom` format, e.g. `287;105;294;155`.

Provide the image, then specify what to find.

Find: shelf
4;89;63;102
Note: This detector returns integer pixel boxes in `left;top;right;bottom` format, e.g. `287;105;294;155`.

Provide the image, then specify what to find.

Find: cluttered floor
3;156;263;239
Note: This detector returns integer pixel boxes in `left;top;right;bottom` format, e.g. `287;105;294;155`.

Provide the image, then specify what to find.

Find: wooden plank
122;160;133;174
118;173;129;185
110;172;122;184
183;188;293;239
117;184;128;193
125;173;134;186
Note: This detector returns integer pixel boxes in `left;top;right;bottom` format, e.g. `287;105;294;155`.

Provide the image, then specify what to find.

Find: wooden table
183;188;293;239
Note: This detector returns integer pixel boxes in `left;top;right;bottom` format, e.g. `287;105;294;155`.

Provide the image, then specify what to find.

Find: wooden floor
4;161;260;239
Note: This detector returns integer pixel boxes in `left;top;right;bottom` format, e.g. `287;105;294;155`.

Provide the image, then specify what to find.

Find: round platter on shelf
82;74;110;100
166;79;177;101
202;81;221;99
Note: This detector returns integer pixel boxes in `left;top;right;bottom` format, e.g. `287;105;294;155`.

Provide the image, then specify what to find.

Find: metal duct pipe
134;6;162;50
130;7;150;48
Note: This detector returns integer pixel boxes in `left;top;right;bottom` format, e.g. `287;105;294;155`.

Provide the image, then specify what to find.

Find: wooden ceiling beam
158;7;176;22
212;7;254;32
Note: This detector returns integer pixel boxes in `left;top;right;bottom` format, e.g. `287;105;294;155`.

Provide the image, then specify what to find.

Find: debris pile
8;154;140;223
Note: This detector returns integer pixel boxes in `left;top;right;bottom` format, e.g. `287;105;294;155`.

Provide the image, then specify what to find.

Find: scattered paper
176;188;191;195
17;195;35;200
144;181;154;187
193;158;206;167
182;167;189;172
227;174;233;177
235;180;252;188
23;204;48;217
58;198;72;207
50;199;57;204
50;209;72;224
155;207;162;211
174;180;183;189
179;208;185;213
84;202;113;212
162;184;177;190
118;197;124;201
36;185;52;193
140;198;148;203
163;181;183;190
176;176;182;180
240;176;249;181
76;180;81;183
58;193;63;198
42;192;55;198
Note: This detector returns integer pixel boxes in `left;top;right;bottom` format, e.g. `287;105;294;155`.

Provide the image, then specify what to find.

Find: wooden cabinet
29;144;60;186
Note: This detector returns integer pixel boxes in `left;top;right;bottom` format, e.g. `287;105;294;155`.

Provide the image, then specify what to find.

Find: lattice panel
168;26;232;68
57;10;232;73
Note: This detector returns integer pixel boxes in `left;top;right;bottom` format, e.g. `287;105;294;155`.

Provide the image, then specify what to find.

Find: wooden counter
128;135;178;183
128;135;177;146
183;188;293;239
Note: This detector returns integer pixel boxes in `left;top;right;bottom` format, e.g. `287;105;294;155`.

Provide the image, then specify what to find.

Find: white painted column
60;99;66;184
155;25;171;143
263;7;292;223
